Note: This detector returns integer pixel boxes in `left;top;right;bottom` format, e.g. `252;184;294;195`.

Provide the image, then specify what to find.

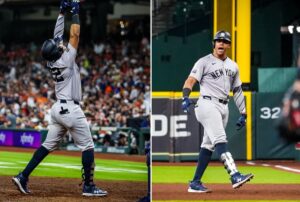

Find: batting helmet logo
213;30;231;42
41;39;64;61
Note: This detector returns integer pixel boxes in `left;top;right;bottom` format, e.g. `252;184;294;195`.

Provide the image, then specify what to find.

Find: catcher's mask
41;38;64;62
212;30;231;48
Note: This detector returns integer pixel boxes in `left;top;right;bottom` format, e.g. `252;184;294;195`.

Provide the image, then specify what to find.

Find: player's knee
201;145;214;152
42;142;59;152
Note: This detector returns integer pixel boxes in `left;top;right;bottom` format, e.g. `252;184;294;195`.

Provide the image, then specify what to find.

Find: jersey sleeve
67;43;77;58
189;58;205;82
65;43;77;62
59;43;77;68
232;64;242;89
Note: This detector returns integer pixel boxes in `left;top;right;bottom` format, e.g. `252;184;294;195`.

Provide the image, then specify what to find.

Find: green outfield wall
152;30;211;91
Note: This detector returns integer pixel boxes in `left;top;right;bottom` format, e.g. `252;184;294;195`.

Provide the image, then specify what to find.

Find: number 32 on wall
260;107;281;119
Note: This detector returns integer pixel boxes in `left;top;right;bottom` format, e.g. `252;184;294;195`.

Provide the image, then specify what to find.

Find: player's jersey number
260;107;281;119
50;68;64;82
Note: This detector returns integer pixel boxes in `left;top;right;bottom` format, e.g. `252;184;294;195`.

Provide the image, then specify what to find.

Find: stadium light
288;25;294;34
281;25;300;34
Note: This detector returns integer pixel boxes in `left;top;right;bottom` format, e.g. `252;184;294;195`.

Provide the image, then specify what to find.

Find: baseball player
182;30;254;193
12;0;107;197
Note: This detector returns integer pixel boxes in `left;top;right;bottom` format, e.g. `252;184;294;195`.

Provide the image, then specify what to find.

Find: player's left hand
70;0;80;15
182;97;192;112
236;114;247;130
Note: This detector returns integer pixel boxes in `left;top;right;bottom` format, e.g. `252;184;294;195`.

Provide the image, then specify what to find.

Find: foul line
246;161;300;174
274;165;300;173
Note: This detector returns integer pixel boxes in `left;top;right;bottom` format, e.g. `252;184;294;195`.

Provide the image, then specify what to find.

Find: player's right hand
59;0;70;14
70;0;80;15
182;97;191;112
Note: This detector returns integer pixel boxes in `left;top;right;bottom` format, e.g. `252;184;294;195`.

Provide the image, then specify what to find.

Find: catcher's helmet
41;39;64;61
213;30;231;43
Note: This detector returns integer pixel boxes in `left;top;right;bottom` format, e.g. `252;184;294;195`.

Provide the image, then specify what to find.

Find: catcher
12;0;107;197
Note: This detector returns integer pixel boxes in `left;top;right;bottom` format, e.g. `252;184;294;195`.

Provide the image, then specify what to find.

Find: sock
82;149;95;186
22;146;49;178
192;148;213;182
215;142;227;156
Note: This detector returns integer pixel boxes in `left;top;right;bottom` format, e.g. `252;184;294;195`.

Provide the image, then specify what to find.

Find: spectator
0;36;150;129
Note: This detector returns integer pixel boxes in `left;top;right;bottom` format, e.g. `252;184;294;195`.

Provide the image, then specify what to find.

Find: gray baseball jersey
47;43;82;102
189;53;242;100
189;53;242;151
42;43;94;152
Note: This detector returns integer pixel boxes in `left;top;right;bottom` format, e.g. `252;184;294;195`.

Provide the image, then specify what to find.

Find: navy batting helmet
41;39;64;61
213;30;231;43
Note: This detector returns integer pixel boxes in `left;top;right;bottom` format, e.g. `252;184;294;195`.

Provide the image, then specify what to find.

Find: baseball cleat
82;184;108;197
188;181;211;193
12;172;31;194
231;172;254;189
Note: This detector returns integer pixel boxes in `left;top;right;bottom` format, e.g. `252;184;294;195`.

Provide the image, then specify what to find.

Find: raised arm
53;14;64;42
69;0;80;49
53;0;70;42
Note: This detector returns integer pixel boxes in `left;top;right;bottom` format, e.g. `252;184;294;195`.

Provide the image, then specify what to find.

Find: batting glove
70;0;80;15
59;0;70;14
182;97;192;112
236;114;247;130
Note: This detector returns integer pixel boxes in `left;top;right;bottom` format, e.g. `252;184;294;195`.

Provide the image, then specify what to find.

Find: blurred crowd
0;36;150;131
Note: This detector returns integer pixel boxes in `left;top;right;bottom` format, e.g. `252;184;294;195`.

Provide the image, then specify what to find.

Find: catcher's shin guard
220;152;238;175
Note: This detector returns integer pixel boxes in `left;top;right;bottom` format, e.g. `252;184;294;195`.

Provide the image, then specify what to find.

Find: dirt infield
0;146;147;201
153;183;300;200
0;176;147;202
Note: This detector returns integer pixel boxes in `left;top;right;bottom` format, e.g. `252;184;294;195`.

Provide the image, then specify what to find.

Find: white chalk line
246;161;300;174
0;161;146;174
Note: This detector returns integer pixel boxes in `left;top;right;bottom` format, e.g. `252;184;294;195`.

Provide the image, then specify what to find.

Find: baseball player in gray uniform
182;30;254;193
12;0;107;197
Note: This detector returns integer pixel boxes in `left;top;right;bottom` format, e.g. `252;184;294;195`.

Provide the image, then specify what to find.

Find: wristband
72;14;80;25
183;88;191;98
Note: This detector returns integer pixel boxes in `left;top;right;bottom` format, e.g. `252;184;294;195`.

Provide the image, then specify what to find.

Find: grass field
153;165;300;184
153;163;300;202
0;151;147;181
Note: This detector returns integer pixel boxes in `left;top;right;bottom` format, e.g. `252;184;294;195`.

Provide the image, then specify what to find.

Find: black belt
202;95;228;105
60;99;79;105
